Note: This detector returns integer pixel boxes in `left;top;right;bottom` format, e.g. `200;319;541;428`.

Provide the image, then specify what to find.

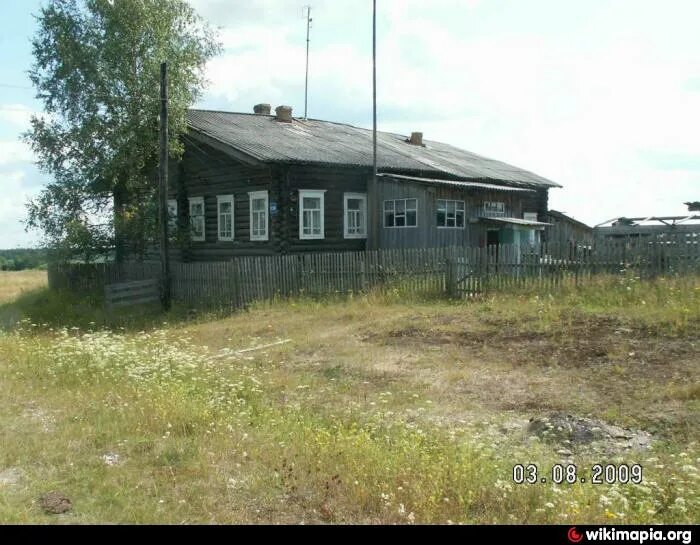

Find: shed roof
377;173;535;192
187;109;561;189
478;217;552;229
546;209;593;231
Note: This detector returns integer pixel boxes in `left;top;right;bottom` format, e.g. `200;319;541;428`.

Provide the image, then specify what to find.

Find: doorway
486;229;500;246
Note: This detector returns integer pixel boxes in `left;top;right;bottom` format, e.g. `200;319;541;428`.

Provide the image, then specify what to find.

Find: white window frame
299;189;326;240
483;201;505;217
343;192;367;239
383;198;418;228
188;196;205;242
523;212;539;245
167;199;178;233
216;194;234;242
437;199;465;229
249;190;269;241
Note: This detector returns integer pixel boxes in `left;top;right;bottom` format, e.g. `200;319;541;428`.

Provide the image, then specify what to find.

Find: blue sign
269;201;278;216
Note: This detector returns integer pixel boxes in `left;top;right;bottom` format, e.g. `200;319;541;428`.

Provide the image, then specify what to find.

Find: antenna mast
304;6;312;119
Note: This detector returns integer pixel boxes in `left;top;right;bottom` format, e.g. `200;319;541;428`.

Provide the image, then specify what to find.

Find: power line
0;83;32;90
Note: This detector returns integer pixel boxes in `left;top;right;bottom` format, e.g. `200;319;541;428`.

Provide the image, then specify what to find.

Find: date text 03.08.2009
512;463;643;485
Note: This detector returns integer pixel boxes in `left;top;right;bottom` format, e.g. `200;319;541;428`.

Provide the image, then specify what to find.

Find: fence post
446;258;456;298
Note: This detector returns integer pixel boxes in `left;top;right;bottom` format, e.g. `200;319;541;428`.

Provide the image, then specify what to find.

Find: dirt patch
527;412;653;455
361;314;698;372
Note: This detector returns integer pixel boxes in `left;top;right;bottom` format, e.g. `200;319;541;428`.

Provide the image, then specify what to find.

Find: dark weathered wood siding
280;165;369;253
168;142;278;261
170;144;372;260
170;139;552;259
545;212;593;247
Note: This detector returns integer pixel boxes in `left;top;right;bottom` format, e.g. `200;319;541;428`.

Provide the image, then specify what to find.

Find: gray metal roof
187;109;561;189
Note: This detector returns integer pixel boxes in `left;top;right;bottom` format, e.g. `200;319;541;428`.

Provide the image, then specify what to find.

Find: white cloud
0;103;35;130
0;140;33;166
0;169;40;248
5;0;700;246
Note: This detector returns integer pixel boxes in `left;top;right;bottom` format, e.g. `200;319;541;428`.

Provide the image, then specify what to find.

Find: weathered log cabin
166;104;561;261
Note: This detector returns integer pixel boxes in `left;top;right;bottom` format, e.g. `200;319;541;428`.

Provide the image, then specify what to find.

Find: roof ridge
187;108;409;139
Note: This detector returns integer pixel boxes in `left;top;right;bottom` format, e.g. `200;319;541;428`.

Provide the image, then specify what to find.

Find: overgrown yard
0;270;698;523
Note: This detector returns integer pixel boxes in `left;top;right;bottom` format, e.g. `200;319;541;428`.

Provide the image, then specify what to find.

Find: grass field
0;269;698;523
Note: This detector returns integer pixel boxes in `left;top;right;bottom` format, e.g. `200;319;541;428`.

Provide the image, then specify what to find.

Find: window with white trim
482;201;505;217
299;190;325;239
167;199;178;232
343;193;367;238
384;198;417;228
217;195;234;241
437;199;465;228
188;197;205;242
249;190;269;241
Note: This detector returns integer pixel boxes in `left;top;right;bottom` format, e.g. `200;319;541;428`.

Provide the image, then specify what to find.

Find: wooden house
166;104;561;261
544;210;593;249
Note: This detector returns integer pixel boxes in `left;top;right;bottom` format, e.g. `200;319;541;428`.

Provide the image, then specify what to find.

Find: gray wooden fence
47;233;700;310
104;279;161;310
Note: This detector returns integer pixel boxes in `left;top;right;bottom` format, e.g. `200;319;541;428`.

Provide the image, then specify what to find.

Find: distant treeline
0;249;49;271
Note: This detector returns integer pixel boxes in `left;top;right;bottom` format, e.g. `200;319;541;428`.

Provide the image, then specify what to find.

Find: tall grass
0;316;697;523
0;271;697;522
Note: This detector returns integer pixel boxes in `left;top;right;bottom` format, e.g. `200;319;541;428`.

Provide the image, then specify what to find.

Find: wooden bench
104;278;161;311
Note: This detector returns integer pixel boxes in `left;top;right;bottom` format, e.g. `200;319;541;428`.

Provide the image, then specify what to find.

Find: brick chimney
275;105;293;123
253;103;271;115
408;132;423;146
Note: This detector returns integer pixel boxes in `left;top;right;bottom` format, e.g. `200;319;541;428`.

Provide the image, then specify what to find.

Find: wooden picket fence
47;233;700;310
104;279;161;310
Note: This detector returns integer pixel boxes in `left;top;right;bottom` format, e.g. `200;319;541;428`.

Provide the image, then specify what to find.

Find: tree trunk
114;178;127;264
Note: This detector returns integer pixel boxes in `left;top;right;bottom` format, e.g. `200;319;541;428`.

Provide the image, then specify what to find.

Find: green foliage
24;0;221;260
0;249;49;271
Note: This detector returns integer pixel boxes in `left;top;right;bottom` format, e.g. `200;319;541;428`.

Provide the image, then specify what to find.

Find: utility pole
370;0;379;248
159;61;171;311
304;6;312;119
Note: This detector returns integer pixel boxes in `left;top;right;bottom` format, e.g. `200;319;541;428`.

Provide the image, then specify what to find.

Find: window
167;199;178;232
217;195;234;241
437;199;465;228
483;201;505;217
188;197;205;242
523;212;539;245
249;190;269;241
344;193;367;238
299;190;325;239
384;198;417;228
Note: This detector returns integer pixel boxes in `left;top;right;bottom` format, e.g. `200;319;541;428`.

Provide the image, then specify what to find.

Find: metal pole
370;0;378;248
304;6;312;119
159;61;171;310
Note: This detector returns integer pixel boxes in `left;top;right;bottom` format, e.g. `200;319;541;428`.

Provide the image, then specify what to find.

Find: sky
1;0;699;248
